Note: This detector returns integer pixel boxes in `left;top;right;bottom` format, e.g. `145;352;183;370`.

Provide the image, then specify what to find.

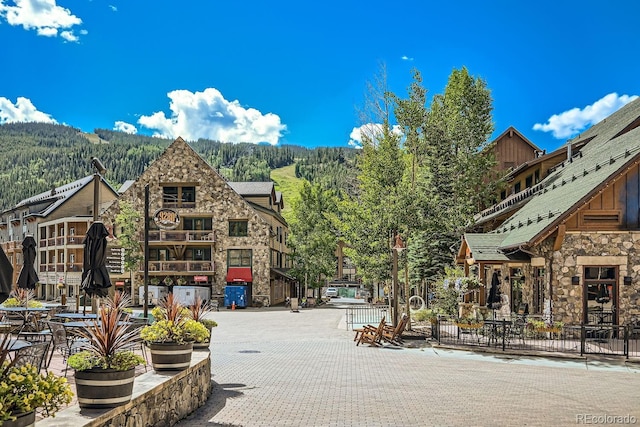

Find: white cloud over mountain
137;88;286;145
533;93;639;139
0;0;84;41
348;123;403;149
0;96;56;124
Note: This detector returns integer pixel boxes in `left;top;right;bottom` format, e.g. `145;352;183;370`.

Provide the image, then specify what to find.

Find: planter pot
4;411;35;427
193;340;210;350
74;367;136;409
148;342;193;371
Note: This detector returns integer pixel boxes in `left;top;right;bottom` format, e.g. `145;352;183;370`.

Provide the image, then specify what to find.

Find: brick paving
177;305;640;427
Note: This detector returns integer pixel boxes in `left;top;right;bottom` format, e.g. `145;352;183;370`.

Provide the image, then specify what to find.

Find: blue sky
1;1;639;153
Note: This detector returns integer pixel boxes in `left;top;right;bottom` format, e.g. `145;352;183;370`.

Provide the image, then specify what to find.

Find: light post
392;233;405;327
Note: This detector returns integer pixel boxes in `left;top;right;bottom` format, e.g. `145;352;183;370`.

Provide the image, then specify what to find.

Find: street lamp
392;233;405;327
91;157;106;221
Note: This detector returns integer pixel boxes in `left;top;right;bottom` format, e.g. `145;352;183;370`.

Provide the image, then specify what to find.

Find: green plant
187;297;218;342
0;334;73;422
141;294;210;345
67;292;144;371
1;289;43;308
412;309;437;323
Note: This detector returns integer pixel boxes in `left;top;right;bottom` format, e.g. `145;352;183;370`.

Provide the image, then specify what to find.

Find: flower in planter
1;289;43;308
67;292;145;371
187;297;218;343
0;334;73;423
140;294;210;345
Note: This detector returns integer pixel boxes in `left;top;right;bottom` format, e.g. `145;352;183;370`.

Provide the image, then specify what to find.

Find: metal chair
46;321;87;375
13;341;50;373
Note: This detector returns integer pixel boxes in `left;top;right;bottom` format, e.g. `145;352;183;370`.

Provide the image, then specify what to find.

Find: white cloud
108;5;117;12
0;96;57;124
348;123;403;148
0;0;83;41
137;88;286;145
533;93;639;139
401;55;414;61
114;121;137;134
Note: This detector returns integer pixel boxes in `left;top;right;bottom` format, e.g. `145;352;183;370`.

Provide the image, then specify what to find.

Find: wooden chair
381;314;409;345
356;316;386;346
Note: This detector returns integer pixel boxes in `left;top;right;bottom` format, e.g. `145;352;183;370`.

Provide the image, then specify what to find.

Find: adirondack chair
380;313;409;345
356;316;386;346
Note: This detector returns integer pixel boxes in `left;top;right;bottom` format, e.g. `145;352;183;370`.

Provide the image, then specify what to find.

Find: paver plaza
179;304;640;427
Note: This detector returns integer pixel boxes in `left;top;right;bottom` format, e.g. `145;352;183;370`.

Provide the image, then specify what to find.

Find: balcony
144;230;215;243
143;261;214;274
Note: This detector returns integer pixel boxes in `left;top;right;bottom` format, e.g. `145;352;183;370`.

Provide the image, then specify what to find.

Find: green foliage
288;181;339;288
67;350;144;371
69;292;145;371
141;294;210;344
115;200;143;273
0;123;357;210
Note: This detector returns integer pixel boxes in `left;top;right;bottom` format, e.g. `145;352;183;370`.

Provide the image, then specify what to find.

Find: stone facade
518;232;640;326
102;137;287;306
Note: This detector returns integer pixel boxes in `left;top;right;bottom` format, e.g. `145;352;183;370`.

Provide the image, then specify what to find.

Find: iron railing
433;316;640;359
345;304;390;330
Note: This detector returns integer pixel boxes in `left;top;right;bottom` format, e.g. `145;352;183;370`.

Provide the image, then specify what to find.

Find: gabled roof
490;126;541;152
6;175;119;218
460;233;512;262
493;97;640;250
228;182;275;197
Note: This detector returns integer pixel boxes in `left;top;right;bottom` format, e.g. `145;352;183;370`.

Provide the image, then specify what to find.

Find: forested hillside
0;122;358;209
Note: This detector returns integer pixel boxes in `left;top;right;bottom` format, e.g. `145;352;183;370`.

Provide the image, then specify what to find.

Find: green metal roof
493;98;640;249
463;233;512;262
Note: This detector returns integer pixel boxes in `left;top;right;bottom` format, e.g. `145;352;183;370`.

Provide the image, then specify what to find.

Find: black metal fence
345;305;390;330
432;316;640;359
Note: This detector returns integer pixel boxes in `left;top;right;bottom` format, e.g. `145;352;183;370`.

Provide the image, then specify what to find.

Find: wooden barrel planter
4;411;36;427
148;342;193;371
74;368;136;409
193;340;210;350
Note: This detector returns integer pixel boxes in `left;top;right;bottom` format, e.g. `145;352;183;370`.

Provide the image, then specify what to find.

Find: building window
184;217;212;231
229;220;248;237
162;186;196;208
186;248;211;261
533;267;545;314
228;249;252;267
513;182;521;193
583;266;617;325
525;174;533;188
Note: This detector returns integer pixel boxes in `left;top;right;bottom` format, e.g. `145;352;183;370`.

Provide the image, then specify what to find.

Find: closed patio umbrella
81;222;112;298
488;271;502;309
0;245;13;304
17;235;38;290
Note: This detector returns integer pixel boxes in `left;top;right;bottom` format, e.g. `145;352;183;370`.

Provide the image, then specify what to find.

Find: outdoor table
6;338;31;353
0;306;52;331
53;313;98;321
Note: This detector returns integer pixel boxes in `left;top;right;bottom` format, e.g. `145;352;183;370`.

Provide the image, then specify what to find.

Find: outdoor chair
356;316;386;347
121;323;149;371
380;313;409;345
46;320;87;375
13;341;50;374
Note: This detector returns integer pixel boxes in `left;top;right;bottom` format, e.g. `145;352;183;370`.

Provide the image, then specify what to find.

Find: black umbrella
0;245;13;304
488;271;502;309
17;235;38;290
81;222;112;298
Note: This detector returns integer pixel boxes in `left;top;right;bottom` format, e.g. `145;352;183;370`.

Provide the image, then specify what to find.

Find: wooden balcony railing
143;230;215;243
142;261;214;273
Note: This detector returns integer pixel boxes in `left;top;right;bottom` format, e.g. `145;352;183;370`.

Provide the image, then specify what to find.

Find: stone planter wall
38;352;211;427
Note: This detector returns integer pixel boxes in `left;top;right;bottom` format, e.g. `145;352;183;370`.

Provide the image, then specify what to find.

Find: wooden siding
564;164;640;231
494;130;538;172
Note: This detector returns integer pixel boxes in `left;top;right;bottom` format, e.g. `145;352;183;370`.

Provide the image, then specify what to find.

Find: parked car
326;287;339;298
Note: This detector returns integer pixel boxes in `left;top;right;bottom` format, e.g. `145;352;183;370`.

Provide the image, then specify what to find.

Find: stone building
458;97;640;326
102;137;295;307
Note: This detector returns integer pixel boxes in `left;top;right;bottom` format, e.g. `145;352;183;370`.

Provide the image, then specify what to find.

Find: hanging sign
153;208;180;230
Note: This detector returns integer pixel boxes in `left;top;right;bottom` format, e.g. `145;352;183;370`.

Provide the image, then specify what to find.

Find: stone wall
547;231;640;325
39;351;211;427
